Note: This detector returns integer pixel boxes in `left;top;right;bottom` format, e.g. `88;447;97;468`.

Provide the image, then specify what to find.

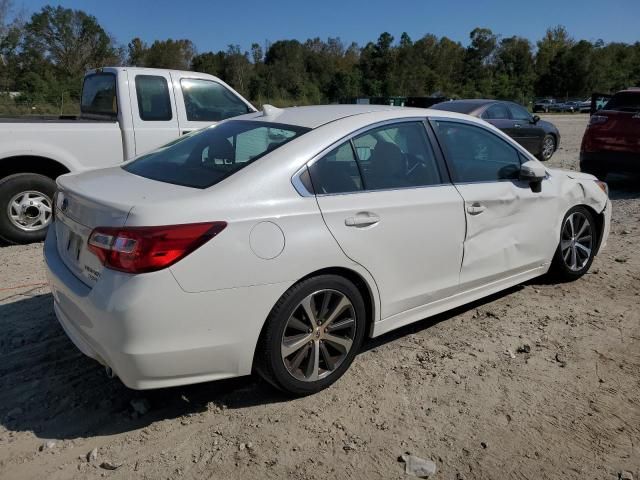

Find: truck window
180;78;251;122
81;73;117;118
604;92;640;112
135;75;173;121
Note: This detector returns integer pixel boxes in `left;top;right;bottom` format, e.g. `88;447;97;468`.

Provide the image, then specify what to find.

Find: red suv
580;88;640;179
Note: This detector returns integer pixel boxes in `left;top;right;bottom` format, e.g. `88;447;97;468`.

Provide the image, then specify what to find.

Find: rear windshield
604;92;640;112
430;102;475;114
81;73;117;118
123;120;309;188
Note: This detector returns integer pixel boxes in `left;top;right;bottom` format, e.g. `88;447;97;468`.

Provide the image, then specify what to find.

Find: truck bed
0;115;113;123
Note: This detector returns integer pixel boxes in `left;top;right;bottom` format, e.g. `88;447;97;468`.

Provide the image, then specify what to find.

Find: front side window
433;121;521;183
135;75;172;121
181;78;251;122
482;103;510;120
124;120;308;188
507;103;532;121
81;73;117;118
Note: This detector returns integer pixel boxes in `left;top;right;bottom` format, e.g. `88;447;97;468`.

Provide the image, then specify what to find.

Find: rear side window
352;122;441;190
181;78;251;121
135;75;172;121
123;121;309;188
482;103;510;120
309;122;442;194
433;120;521;183
81;73;117;118
309;143;363;194
604;92;640;112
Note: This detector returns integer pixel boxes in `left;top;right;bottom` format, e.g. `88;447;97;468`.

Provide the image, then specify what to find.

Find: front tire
0;173;56;245
537;134;556;161
255;275;366;396
550;206;597;281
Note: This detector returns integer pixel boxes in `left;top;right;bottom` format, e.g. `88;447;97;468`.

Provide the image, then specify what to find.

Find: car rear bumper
44;224;290;390
580;151;640;174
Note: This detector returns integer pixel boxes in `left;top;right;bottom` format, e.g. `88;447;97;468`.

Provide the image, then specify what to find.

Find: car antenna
262;104;283;118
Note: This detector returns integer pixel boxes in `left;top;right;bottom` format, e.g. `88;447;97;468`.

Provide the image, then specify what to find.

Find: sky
15;0;640;53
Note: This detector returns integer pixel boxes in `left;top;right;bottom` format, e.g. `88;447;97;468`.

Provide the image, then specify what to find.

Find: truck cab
0;67;255;244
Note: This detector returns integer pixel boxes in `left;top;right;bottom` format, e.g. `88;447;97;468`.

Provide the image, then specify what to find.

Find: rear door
128;71;180;155
309;120;465;319
171;73;255;135
431;119;558;290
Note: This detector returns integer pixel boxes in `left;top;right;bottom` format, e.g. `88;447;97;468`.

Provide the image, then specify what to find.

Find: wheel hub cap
281;289;357;382
8;191;53;232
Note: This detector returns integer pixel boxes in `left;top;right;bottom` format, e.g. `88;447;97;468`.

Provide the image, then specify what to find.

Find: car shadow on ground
606;173;640;200
0;286;520;441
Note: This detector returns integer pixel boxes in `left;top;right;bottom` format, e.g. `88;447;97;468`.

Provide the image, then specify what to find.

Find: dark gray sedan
431;99;560;161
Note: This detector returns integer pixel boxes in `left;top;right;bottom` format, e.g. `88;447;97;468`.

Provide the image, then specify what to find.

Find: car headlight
595;180;608;196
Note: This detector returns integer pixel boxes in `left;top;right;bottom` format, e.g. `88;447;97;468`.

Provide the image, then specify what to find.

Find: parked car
580;88;640;179
550;101;581;113
0;67;255;244
579;99;592;113
533;98;556;113
430;99;560;161
45;104;611;395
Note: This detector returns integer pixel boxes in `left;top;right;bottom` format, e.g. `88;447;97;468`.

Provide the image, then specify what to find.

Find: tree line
1;4;639;113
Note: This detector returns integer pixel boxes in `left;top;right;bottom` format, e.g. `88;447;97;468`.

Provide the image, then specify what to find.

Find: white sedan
44;105;611;395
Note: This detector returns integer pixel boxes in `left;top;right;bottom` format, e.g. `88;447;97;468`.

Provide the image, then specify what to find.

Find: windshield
123;120;309;188
604;92;640;112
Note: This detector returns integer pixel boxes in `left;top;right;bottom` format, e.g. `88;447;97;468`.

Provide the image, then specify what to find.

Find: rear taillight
87;222;226;274
588;115;608;126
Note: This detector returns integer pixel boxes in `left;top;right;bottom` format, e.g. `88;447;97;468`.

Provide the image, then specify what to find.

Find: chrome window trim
290;117;449;197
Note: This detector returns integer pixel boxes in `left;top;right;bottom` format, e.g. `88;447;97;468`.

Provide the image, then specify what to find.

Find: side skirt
372;265;549;337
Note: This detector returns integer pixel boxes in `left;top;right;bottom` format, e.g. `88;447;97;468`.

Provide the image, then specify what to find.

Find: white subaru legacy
44;105;611;395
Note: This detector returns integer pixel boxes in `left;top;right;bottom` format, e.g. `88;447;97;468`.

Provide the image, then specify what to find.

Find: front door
309;121;465;319
506;102;544;154
431;119;558;290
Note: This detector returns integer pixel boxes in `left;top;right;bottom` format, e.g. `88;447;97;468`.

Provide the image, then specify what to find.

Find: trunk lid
54;166;200;287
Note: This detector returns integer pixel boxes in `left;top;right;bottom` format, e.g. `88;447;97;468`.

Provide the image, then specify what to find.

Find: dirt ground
0;114;638;480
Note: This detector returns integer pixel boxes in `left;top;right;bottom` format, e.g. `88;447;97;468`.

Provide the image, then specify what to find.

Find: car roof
235;104;441;129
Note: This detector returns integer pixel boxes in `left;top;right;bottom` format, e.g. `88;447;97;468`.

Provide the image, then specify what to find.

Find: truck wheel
0;173;56;244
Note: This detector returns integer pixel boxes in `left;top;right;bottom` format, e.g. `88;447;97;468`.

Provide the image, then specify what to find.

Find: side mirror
520;160;546;192
531;115;540;124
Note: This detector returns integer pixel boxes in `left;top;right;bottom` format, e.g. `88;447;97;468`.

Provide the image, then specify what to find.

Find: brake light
589;115;608;126
87;222;226;274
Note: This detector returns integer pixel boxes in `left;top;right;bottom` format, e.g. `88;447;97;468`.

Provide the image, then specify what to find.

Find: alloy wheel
8;190;53;232
542;136;555;160
560;211;593;271
281;289;357;382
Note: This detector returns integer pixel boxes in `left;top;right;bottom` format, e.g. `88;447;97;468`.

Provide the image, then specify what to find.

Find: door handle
466;203;486;215
513;123;522;128
345;213;380;227
182;130;191;135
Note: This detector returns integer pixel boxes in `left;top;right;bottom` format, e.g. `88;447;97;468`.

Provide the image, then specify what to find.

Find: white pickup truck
0;67;255;244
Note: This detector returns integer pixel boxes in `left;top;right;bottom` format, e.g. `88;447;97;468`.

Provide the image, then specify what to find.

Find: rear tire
255;275;366;396
0;173;56;245
550;206;597;281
